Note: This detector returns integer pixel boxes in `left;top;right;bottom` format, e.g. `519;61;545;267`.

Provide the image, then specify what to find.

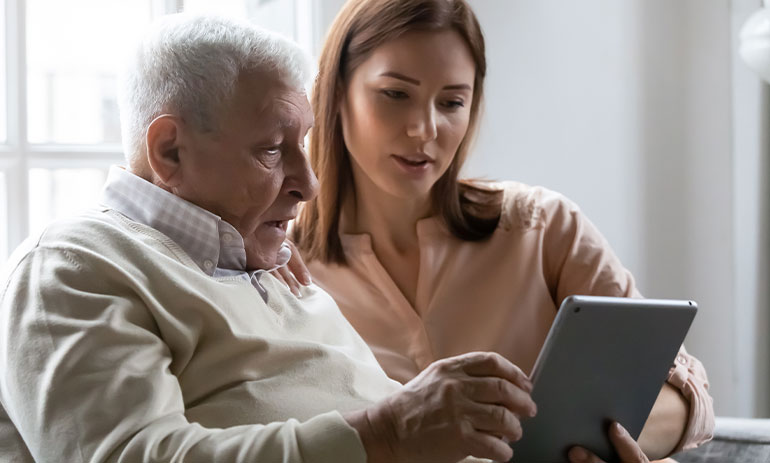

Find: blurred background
0;0;766;418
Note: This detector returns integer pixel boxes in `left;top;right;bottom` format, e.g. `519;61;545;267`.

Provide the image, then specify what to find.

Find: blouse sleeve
537;190;714;451
539;190;640;303
0;244;366;463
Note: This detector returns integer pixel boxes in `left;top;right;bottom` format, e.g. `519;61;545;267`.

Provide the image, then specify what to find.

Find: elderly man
0;15;536;463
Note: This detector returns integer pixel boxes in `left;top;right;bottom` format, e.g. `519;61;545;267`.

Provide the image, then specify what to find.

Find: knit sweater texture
0;207;401;462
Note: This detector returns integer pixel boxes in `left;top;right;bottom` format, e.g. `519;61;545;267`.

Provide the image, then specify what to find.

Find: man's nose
405;105;438;143
285;148;319;202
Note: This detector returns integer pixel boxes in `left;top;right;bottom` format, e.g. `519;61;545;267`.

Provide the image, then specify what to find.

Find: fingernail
570;447;588;462
528;404;537;417
303;272;312;285
614;422;627;436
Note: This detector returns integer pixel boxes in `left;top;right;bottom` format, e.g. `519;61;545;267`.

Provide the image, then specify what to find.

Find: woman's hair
293;0;502;264
118;14;310;166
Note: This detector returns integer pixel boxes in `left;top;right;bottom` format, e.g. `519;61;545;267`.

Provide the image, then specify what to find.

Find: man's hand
271;240;312;296
346;352;537;463
568;423;649;463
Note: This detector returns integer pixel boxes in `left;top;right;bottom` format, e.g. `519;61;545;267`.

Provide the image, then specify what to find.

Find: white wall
315;0;770;417
467;0;766;417
731;0;770;417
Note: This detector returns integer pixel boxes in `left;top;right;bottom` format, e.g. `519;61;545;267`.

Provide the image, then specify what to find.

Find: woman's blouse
305;181;714;451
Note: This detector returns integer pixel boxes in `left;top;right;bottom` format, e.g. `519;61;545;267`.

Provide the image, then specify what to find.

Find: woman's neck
344;175;432;254
341;168;434;307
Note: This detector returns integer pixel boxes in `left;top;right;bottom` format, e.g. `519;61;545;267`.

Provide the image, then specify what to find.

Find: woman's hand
568;422;649;463
271;240;312;296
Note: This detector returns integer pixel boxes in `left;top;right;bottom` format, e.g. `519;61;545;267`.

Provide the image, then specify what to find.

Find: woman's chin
375;176;435;201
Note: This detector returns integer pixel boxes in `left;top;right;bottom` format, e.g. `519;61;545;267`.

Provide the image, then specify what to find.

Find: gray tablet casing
509;295;697;463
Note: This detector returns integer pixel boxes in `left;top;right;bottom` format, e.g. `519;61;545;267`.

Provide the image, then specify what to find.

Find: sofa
672;417;770;462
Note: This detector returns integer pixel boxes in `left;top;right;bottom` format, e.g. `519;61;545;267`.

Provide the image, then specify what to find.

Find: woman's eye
441;99;465;109
263;146;281;155
381;89;408;100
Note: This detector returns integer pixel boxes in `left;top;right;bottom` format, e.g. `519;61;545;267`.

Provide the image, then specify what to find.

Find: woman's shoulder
464;180;580;231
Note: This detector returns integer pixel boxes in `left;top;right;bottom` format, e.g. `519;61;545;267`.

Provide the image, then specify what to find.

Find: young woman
291;0;714;460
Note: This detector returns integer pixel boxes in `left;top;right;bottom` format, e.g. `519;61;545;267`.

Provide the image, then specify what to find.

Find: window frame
0;0;317;260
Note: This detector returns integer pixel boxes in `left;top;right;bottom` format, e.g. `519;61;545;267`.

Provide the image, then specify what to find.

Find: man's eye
264;146;281;155
381;89;408;100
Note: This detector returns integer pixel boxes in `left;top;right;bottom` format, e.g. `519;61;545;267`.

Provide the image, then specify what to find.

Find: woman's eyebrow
443;83;472;91
379;71;471;91
380;71;420;85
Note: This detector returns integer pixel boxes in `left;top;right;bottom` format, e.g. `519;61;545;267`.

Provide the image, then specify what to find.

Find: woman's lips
391;154;433;175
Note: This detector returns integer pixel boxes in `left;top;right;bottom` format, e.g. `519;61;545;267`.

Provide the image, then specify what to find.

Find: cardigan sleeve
538;190;714;451
0;244;367;463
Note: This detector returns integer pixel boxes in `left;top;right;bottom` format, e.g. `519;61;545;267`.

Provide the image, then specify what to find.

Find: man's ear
146;114;184;188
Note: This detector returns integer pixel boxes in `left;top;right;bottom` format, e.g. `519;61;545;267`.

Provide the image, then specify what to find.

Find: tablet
509;295;697;463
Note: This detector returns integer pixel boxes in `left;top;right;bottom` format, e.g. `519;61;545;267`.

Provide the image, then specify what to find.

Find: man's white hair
118;14;311;164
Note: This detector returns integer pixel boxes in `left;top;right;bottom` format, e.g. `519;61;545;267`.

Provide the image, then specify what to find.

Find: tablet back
509;295;697;463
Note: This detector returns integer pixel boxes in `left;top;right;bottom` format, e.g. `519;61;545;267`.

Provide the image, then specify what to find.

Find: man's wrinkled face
173;71;318;270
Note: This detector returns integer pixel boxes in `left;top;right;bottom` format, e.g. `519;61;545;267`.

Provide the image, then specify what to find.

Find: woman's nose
406;105;438;143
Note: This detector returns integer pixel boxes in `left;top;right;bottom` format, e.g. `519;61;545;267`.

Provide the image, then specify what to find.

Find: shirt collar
99;166;290;275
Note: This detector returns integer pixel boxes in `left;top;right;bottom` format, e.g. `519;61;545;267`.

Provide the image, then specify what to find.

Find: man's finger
462;377;536;418
609;423;649;463
464;402;523;442
464;429;514;462
459;352;533;393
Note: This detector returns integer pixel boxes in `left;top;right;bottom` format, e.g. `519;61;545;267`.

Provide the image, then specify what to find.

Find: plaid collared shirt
99;166;290;301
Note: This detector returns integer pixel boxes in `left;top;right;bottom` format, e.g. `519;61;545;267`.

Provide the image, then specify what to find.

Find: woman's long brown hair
293;0;502;264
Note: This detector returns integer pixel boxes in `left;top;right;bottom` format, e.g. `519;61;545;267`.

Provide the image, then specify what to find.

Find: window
1;0;316;261
26;0;153;144
0;172;6;259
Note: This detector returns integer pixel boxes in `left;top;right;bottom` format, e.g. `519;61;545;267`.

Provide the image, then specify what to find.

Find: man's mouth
266;220;289;231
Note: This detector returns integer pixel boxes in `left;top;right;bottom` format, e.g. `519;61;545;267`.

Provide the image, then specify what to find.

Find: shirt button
203;260;214;271
222;233;233;243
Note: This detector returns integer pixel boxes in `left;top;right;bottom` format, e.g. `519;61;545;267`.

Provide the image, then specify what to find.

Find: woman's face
340;28;476;202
